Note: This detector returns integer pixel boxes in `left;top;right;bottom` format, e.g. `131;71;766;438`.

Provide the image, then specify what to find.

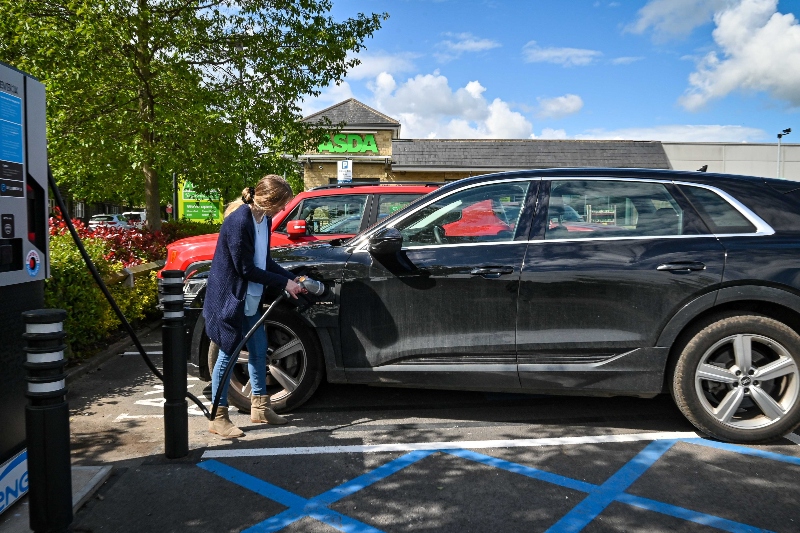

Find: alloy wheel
694;333;799;429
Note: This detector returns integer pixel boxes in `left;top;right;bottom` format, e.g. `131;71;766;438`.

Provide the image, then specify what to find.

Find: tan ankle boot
209;406;244;438
251;395;287;425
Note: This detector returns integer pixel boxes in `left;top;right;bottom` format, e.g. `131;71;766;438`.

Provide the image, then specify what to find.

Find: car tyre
207;308;324;414
672;313;800;443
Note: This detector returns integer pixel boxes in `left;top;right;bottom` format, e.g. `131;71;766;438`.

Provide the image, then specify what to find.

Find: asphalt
4;327;800;533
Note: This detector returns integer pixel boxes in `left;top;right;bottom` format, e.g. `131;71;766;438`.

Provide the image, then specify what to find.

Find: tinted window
546;180;685;240
395;182;531;246
679;185;756;234
91;215;114;221
276;194;368;235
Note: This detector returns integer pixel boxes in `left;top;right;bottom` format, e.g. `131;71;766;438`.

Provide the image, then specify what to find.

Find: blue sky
302;0;800;143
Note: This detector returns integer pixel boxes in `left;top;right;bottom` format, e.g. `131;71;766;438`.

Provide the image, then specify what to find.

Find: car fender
656;284;800;347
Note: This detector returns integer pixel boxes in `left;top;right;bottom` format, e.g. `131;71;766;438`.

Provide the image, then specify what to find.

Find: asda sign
318;133;379;154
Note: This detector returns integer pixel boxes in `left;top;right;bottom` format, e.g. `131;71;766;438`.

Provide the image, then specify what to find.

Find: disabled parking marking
199;436;793;533
199;451;435;533
201;431;699;458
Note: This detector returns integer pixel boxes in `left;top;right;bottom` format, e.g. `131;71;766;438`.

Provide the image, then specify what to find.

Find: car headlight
183;276;207;307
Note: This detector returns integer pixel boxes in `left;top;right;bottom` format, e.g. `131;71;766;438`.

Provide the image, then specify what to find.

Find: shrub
46;211;218;357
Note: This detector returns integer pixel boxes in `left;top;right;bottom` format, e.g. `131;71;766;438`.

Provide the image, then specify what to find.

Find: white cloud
680;0;800;110
372;72;533;138
573;124;766;142
612;56;645;65
536;128;569;139
537;94;584;119
522;41;602;67
627;0;737;40
346;52;417;80
436;33;501;62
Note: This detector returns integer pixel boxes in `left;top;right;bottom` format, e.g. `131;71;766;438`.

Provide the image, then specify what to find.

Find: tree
1;1;385;228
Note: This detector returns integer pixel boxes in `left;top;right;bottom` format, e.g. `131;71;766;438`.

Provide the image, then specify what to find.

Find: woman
203;175;304;438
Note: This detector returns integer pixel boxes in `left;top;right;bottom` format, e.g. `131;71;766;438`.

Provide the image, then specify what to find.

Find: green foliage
45;233;159;357
45;217;218;358
1;1;386;228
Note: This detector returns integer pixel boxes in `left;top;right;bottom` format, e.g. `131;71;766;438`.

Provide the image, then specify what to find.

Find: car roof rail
310;181;443;191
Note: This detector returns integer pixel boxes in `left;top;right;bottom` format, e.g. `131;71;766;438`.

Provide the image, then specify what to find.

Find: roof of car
433;167;784;192
299;182;441;198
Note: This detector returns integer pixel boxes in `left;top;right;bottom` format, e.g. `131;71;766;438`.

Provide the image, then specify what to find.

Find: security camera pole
777;128;791;178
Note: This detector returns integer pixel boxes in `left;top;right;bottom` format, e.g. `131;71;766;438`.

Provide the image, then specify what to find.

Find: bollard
22;309;73;533
161;270;188;458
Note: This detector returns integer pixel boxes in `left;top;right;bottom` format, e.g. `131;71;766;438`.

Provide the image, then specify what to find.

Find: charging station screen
0;91;24;199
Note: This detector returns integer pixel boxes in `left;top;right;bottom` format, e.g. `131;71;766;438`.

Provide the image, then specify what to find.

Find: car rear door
516;177;726;395
339;178;538;391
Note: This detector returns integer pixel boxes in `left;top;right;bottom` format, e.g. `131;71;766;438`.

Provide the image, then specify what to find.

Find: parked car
88;214;130;230
122;211;146;227
182;169;800;443
160;182;440;280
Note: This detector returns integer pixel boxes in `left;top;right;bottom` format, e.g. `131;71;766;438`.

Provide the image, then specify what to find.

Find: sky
300;0;800;143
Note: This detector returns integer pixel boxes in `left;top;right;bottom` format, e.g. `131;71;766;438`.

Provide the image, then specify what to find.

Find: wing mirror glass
368;227;403;255
287;220;307;238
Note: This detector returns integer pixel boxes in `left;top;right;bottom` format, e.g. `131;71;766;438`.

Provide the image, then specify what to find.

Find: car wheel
672;313;800;443
207;308;324;413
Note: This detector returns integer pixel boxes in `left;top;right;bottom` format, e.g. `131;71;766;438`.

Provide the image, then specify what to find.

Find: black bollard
161;270;188;458
23;309;73;533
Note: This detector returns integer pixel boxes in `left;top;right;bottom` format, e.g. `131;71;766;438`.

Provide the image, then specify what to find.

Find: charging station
0;61;50;515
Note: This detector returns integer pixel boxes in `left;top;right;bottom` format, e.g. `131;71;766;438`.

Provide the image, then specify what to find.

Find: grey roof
391;139;671;170
302;98;400;128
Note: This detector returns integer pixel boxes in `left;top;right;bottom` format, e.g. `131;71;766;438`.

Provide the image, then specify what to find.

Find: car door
516;177;726;395
339;178;538;391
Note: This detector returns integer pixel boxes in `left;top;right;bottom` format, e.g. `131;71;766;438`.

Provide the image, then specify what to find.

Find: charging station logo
25;250;40;277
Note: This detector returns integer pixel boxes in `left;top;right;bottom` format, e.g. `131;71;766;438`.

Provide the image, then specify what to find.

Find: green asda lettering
318;133;379;154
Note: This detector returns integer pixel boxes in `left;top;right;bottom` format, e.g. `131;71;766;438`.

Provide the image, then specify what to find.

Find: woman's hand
285;278;306;299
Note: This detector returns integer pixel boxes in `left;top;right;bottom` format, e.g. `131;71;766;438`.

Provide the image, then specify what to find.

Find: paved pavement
7;327;800;533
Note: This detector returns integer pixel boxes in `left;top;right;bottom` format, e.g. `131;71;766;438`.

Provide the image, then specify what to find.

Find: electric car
183;168;800;443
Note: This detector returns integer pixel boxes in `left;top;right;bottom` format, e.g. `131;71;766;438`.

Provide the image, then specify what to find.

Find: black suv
185;168;800;443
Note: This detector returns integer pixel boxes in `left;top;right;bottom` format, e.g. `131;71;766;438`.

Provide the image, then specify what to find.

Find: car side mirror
287;220;307;239
368;227;403;255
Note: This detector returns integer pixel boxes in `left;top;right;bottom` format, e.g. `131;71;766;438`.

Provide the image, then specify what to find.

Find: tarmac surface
6;326;800;532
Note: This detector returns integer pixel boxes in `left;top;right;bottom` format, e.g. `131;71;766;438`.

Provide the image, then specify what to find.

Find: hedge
47;212;220;357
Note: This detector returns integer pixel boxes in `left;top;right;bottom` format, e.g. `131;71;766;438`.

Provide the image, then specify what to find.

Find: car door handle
470;266;514;278
656;262;706;272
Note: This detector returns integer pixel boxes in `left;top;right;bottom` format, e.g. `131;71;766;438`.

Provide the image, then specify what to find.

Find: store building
297;98;800;188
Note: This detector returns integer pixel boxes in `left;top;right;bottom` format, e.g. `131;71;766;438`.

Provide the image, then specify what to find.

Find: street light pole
777;128;791;178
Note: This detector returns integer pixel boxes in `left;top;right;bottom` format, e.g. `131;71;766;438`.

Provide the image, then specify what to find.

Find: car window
276;194;368;235
545;180;685;240
394;182;531;247
678;185;756;234
377;194;421;220
92;215;114;221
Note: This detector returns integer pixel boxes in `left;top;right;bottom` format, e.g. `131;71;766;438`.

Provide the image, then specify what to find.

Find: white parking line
114;413;164;421
201;431;699;458
785;433;800;446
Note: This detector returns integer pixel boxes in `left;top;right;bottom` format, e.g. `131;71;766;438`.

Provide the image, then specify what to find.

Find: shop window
394;181;530;247
545;180;685;240
276;194;368;235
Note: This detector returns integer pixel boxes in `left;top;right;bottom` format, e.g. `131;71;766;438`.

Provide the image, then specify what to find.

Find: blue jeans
211;312;268;407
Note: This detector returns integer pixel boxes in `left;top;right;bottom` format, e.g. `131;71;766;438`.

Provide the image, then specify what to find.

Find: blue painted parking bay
198;434;800;533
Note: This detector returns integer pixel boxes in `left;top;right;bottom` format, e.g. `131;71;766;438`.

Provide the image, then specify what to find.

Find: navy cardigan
203;204;294;355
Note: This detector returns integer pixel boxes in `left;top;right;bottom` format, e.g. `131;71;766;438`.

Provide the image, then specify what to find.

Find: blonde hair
225;174;294;218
